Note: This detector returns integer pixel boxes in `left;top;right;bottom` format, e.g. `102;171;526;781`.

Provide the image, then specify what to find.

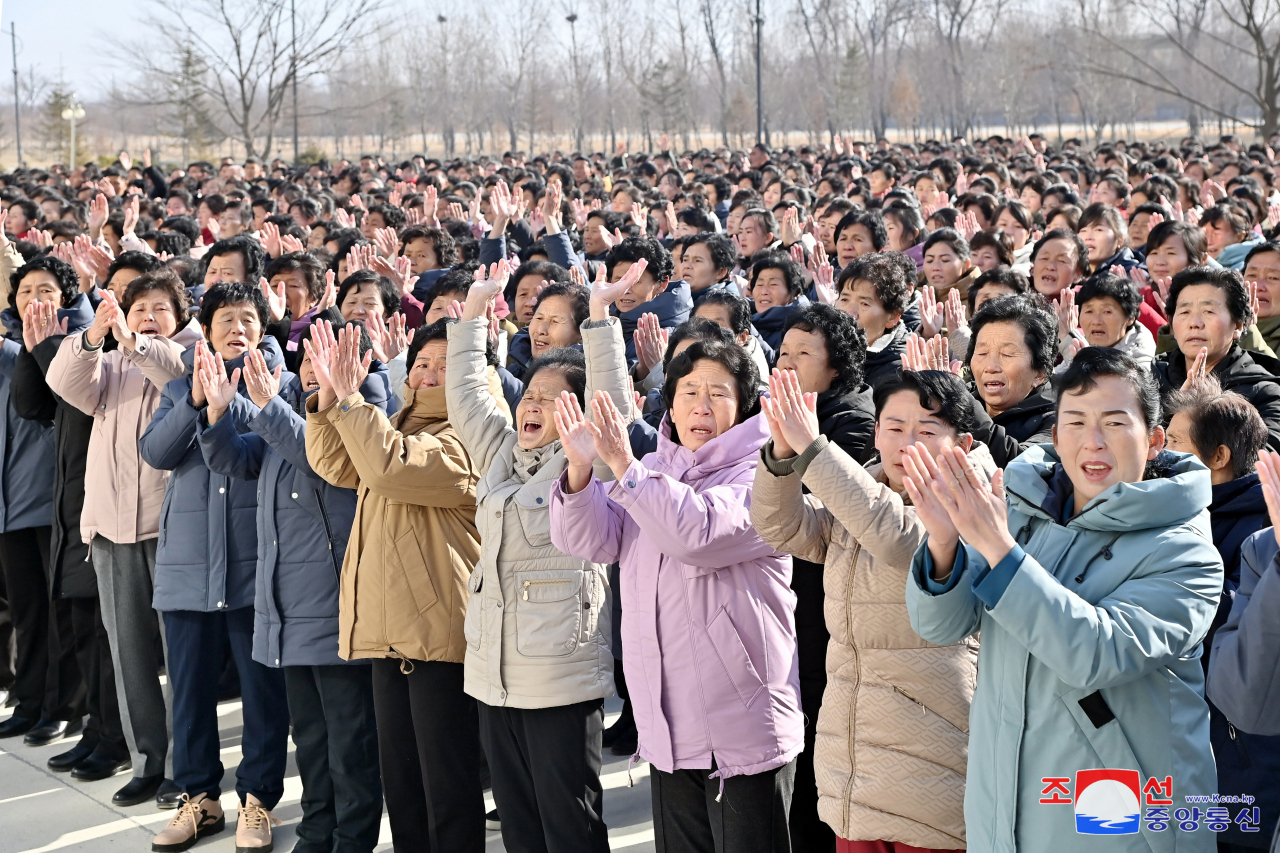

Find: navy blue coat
751;295;810;352
613;279;693;367
140;337;285;613
198;365;392;667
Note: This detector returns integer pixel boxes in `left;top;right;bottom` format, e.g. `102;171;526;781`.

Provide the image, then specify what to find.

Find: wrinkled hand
330;323;372;400
260;277;287;322
303;320;339;409
23;301;67;352
589;390;633;480
260;221;282;258
197;346;241;424
943;288;967;337
762;369;820;460
1056;288;1078;343
633;312;669;378
243;348;282;409
1182;346;1210;391
926;445;1015;567
589;258;649;321
554;390;601;491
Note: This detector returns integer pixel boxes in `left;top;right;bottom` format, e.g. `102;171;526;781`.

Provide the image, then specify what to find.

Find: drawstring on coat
1075;533;1122;584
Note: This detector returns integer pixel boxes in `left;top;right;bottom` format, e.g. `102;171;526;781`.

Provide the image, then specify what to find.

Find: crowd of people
0;131;1277;853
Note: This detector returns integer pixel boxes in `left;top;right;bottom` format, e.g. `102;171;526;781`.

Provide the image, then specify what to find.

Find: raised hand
630;201;649;231
86;291;121;348
260;220;282;258
779;207;803;247
943;288;968;338
422;186;440;227
303;319;338;409
330;323;372;400
809;252;836;305
1254;451;1280;549
900;443;963;570
319;270;337;310
633;312;669;378
333;208;355;230
919;285;945;339
280;234;304;254
198;347;241;424
554;390;601;492
23;300;67;352
589;258;649;321
464;260;511;321
88;193;109;239
926;445;1015;567
260;277;288;322
764;369;820;459
243;348;282;409
901;333;931;373
1181;346;1210;391
371;255;414;296
589;390;633;479
122;195;140;237
1155;276;1173;314
1055;288;1078;343
541;182;563;235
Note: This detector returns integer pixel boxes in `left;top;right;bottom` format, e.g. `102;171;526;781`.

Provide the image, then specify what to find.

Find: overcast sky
5;0;145;100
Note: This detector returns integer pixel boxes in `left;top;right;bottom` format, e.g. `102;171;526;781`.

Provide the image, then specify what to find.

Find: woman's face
775;327;838;395
408;340;448;390
971;245;1003;272
681;243;726;293
205;301;263;361
402;237;439;276
1244;249;1280;319
1204;220;1240;257
1053;374;1162;509
1079;220;1121;265
339;283;387;324
1146;235;1190;280
914;176;939;202
922;242;969;289
610;261;664;313
1031;237;1082;297
1020;186;1043;213
883;215;906;252
671;359;740;452
126;289;179;338
835;224;875;267
1078;296;1130;348
970;320;1044;415
726;206;745;236
751;268;794;313
272;269;315;317
994;209;1029;249
837;279;898;343
14;270;64;320
1171;283;1244;368
515;368;573;449
762;183;783;208
512;274;543;326
693;302;750;346
973;283;1016;313
306;224;328;249
527;295;581;359
875;390;968;492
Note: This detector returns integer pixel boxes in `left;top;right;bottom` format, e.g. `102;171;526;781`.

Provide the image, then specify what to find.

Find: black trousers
372;659;483;853
478;699;610;853
285;664;383;853
651;757;797;853
0;557;13;690
0;527;82;721
68;597;127;759
164;607;290;806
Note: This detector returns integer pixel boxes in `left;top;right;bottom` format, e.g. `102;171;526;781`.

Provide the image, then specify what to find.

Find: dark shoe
0;715;38;738
485;809;500;832
113;775;164;807
24;716;83;747
602;708;636;749
609;729;638;756
156;778;183;809
47;740;95;772
71;751;131;781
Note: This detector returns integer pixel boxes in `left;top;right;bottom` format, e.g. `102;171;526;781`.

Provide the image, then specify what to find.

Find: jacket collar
655;411;770;480
1210;471;1266;516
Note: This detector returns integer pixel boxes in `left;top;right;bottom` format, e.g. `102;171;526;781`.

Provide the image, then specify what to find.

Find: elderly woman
444;260;647;853
1154;266;1280;452
753;368;986;853
550;338;803;853
1056;273;1155;371
749;252;811;351
964;293;1057;469
1029;228;1089;301
45;269;201;807
304;318;489;853
904;347;1220;853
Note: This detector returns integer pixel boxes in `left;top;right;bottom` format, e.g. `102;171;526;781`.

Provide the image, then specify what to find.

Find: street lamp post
566;12;583;153
60;97;85;168
752;0;763;144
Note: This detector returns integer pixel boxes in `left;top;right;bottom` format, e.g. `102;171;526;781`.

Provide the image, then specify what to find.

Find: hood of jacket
1005;444;1211;533
1;291;96;342
655;409;770;483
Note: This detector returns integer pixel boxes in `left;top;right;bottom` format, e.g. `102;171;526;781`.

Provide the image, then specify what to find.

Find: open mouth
531;338;550;354
1081;462;1112;481
138;322;160;336
687;425;715;438
304;377;320;391
982;380;1006;395
521;418;543;437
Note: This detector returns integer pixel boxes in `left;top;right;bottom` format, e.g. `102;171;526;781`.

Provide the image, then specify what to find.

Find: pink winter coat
46;321;203;545
550;413;803;785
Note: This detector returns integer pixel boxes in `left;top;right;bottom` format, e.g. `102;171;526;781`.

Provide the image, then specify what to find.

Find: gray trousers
92;537;173;779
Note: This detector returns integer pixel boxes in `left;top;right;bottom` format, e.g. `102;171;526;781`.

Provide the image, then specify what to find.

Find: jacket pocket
515;570;582;657
464;590;483;651
1060;685;1146;772
392;528;440;616
514;482;554;548
705;606;765;708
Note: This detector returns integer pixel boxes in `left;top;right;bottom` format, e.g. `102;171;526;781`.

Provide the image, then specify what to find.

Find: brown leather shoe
235;793;280;852
151;793;225;852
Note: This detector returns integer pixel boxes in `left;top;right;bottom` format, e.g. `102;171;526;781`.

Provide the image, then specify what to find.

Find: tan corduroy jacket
752;437;987;849
305;379;495;664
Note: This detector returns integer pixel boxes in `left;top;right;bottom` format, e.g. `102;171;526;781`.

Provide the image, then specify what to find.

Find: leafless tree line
4;0;1280;167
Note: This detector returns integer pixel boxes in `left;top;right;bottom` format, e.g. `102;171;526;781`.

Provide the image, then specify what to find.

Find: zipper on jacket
1227;722;1253;768
841;543;862;835
521;578;569;600
892;685;966;732
314;489;342;584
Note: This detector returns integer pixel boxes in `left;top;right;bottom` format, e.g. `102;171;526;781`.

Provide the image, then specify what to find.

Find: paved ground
0;693;655;853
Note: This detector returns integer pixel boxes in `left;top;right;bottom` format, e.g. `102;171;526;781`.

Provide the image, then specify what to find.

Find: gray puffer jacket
446;317;631;709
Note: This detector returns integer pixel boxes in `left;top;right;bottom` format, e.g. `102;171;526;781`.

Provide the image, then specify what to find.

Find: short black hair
967;266;1029;315
1146;220;1208;265
9;254;80;309
336;270;400;317
966;293;1056;375
605;236;675;284
1166;376;1267;479
523;348;588;407
405;318;458;366
921;227;971;260
881;204;927;249
1242;240;1280;272
1054;346;1161;430
1030;227;1090;277
782;303;867;394
749;252;805;300
506;259;570;306
695;289;753;334
873;369;976;435
121;267;191;319
264;251;327;303
203;234;266;283
106;251;163;287
1166;265;1252;325
198;281;270;330
665;317;735;367
400;225;460;268
837;253;912;315
662;339;761;435
834;210;888;251
425;268;474;305
1076;272;1142;321
533;281;591;328
161;215;201;247
685;233;737;273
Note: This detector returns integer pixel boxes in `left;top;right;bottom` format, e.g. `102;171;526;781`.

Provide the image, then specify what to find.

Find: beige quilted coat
751;437;985;848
